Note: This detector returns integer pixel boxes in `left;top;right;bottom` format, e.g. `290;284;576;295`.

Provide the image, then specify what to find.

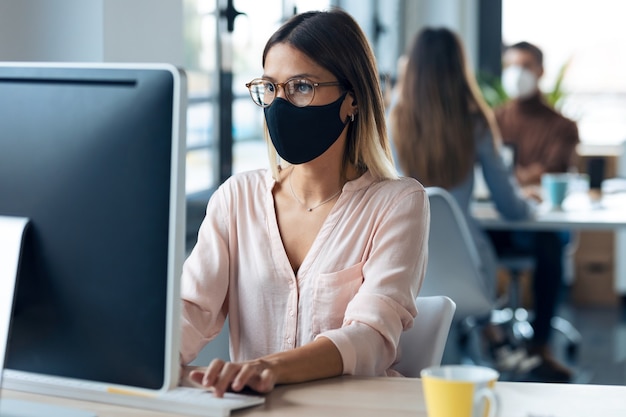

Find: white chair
419;187;494;322
422;187;581;367
417;187;501;366
392;295;456;377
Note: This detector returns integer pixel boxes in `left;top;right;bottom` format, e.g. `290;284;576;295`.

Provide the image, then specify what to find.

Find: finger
247;368;276;394
188;359;224;389
189;369;205;385
202;359;226;387
212;362;242;398
231;363;260;392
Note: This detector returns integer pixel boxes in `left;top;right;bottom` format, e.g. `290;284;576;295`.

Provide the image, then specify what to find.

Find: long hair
390;27;500;188
262;8;397;181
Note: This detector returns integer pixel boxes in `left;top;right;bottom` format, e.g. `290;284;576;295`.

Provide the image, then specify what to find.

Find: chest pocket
311;261;364;335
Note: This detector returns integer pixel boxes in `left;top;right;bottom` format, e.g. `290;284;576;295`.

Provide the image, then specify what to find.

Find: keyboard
2;370;265;417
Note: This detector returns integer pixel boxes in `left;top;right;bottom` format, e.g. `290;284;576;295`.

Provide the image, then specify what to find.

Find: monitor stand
0;216;96;417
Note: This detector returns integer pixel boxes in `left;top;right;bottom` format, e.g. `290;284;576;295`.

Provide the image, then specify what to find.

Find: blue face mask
264;93;348;164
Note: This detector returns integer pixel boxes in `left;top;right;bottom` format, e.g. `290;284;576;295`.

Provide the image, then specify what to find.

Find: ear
348;92;358;114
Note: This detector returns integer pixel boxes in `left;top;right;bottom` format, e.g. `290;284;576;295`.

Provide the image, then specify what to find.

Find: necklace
288;170;342;212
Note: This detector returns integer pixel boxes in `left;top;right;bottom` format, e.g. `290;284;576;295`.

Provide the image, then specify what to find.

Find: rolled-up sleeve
318;185;429;375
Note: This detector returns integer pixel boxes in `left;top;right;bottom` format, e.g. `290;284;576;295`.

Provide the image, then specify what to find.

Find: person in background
389;27;535;372
488;41;581;382
498;41;580;189
180;9;429;397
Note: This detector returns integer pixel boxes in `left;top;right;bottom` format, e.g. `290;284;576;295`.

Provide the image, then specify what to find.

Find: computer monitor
0;63;186;391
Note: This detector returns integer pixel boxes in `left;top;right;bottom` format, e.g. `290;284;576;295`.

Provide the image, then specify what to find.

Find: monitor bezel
0;61;187;396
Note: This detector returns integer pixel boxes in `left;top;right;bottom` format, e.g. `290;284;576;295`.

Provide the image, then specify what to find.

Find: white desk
3;376;626;417
472;192;626;231
473;191;626;296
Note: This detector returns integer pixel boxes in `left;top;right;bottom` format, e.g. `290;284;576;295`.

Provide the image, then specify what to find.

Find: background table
473;191;626;300
472;192;626;231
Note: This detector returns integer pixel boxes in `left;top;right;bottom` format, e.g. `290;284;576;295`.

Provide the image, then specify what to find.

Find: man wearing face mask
497;41;579;187
490;41;580;383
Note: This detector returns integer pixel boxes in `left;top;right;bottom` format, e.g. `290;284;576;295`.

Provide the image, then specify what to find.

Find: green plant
544;58;572;109
477;71;509;108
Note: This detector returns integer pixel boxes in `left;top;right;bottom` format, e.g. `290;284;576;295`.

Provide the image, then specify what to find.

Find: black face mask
264;93;348;164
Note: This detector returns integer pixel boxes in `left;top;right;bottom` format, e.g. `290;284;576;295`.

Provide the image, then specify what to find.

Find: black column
478;0;503;79
217;0;244;185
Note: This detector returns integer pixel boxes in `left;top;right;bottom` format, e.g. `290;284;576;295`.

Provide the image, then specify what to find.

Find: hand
522;185;543;203
188;358;277;398
515;163;544;186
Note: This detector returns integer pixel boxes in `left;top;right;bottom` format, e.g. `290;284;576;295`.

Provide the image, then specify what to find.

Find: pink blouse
180;169;429;376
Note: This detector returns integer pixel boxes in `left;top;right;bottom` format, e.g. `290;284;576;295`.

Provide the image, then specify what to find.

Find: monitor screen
0;63;186;390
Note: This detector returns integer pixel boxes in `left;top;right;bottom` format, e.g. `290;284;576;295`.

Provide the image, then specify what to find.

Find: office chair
418;187;498;364
496;254;582;360
493;255;537;342
392;296;456;377
420;188;494;320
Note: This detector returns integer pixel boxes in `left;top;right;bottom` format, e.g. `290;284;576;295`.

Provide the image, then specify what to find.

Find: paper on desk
496;384;626;417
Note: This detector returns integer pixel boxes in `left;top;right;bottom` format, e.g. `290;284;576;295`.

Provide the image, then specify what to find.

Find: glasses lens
248;79;275;107
285;78;315;107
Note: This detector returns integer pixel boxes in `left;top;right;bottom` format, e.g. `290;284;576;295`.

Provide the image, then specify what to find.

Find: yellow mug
421;365;499;417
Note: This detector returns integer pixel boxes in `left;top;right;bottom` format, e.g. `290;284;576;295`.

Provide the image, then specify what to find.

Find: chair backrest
393;296;456;377
419;187;493;321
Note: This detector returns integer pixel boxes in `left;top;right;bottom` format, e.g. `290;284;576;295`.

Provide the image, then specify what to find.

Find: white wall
0;0;103;61
102;0;183;65
337;0;480;77
402;0;479;68
0;0;183;65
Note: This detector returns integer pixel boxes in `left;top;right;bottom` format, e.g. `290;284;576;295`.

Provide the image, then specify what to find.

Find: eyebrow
261;73;322;82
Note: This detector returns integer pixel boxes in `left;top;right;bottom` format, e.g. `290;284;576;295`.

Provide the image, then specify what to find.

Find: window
183;0;332;196
183;0;218;195
503;0;626;147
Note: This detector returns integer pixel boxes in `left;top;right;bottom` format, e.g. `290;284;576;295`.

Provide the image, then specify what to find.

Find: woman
389;28;536;370
390;27;533;289
181;9;429;397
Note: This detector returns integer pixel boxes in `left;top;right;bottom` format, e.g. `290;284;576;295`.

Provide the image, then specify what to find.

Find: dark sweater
495;93;579;175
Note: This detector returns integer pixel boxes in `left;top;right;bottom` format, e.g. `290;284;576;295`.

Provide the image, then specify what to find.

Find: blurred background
1;0;624;385
2;0;625;235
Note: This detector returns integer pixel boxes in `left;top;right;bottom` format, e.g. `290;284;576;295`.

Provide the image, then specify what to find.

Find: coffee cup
541;173;570;210
421;365;499;417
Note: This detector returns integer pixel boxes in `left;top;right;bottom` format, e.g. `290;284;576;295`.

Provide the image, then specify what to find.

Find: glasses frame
245;77;343;108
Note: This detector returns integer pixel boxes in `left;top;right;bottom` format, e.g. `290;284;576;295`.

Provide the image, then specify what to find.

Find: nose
274;82;287;100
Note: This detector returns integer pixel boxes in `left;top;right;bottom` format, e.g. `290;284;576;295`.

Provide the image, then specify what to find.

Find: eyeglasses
245;77;343;108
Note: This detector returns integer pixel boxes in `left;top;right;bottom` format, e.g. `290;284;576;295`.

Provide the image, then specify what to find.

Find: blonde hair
262;9;397;182
390;27;500;188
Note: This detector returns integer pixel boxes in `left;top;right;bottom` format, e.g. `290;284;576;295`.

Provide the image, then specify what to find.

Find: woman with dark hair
389;27;534;366
180;9;429;396
390;27;532;287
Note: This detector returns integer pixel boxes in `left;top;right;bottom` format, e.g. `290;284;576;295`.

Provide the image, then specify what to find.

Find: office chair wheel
551;316;582;361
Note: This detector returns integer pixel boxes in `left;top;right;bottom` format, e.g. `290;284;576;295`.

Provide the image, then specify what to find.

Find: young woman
390;27;533;292
180;9;429;397
389;28;539;373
